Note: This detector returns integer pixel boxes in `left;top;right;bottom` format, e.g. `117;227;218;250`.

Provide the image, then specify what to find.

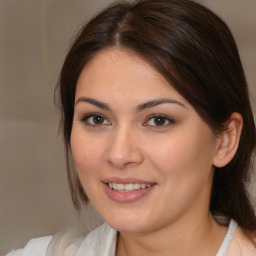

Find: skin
71;48;236;256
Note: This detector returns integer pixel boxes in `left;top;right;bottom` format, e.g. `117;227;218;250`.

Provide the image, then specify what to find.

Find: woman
7;0;256;255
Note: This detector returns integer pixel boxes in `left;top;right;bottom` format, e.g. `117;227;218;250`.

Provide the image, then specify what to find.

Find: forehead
78;48;166;85
75;48;187;105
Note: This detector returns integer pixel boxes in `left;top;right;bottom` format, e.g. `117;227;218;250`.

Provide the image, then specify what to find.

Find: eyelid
80;113;111;126
143;114;175;127
79;113;174;128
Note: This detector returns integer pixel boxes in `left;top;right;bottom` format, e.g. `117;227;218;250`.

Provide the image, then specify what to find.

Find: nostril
107;152;144;169
123;161;139;167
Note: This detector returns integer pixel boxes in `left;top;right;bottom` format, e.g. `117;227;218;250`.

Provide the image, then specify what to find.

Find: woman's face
71;48;220;233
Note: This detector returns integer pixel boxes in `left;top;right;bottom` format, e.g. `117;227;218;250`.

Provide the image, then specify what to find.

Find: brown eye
93;115;105;124
144;115;175;128
81;114;111;126
154;116;167;126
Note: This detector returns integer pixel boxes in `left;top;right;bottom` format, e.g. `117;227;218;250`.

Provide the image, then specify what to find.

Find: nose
106;126;144;169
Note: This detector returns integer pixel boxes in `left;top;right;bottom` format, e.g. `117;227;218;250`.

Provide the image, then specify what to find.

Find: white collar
216;219;238;256
77;222;117;256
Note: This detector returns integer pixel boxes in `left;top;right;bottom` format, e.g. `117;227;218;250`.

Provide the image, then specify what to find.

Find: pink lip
102;177;156;203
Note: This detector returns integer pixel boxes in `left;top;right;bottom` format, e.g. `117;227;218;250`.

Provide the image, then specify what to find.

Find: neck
116;213;228;256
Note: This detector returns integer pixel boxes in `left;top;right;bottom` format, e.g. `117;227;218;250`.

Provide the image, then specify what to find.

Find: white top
6;219;238;256
216;219;237;256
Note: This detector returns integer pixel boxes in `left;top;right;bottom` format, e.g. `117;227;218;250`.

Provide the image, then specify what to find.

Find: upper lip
102;177;156;185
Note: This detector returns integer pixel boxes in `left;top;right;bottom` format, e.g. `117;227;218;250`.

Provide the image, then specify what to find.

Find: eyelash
143;114;175;128
80;113;111;127
80;113;175;128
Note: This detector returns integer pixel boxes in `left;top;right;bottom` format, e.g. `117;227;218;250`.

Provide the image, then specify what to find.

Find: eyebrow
135;98;186;112
75;97;111;111
75;97;185;112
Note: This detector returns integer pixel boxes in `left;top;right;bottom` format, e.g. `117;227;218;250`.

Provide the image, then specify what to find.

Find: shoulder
6;236;52;256
227;227;256;256
15;223;118;256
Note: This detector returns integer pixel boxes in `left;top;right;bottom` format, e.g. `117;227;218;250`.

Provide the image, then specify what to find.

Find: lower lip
103;183;155;203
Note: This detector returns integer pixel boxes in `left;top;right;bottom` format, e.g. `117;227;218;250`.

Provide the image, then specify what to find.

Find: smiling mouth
108;183;153;192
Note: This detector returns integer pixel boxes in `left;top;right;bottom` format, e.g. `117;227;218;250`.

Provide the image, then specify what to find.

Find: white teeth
117;184;124;190
108;183;153;192
124;184;133;191
134;183;140;189
141;184;146;189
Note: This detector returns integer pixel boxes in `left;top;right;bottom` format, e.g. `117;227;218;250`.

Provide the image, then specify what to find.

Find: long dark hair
56;0;256;238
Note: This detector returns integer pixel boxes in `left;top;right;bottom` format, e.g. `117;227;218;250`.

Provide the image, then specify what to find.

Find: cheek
70;128;105;179
145;129;215;217
146;127;215;182
70;129;108;204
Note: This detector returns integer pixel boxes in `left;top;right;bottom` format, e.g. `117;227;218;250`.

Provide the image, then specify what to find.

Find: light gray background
0;0;255;255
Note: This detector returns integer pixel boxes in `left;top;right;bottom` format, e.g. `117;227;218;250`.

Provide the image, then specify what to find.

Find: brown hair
56;0;256;236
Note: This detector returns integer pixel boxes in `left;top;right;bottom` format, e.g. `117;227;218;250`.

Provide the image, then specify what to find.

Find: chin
102;209;154;233
108;220;147;233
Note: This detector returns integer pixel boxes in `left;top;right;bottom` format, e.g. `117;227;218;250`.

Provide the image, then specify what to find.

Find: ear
213;112;243;168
